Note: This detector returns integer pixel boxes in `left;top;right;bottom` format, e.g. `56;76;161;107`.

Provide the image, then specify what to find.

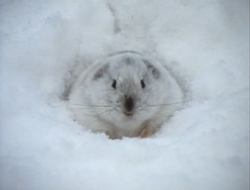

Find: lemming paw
140;127;155;138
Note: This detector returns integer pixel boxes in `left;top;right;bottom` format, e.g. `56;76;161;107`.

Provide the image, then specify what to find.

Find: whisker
69;103;113;108
77;108;115;117
69;106;94;110
145;101;186;107
95;108;115;117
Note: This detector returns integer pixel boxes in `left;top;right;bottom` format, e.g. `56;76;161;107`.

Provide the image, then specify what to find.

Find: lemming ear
142;59;160;79
93;64;109;80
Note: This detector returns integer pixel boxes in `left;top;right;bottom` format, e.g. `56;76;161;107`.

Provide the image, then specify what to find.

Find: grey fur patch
93;64;109;80
123;56;135;65
142;59;160;79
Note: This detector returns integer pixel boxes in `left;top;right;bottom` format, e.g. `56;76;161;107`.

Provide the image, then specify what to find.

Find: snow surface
0;0;249;190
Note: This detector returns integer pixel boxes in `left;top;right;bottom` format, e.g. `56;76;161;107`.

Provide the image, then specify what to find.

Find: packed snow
0;0;249;190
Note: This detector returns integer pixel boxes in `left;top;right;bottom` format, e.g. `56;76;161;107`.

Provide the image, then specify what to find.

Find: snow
0;0;249;190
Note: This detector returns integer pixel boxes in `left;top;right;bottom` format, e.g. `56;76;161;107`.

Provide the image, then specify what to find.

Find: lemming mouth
123;110;133;117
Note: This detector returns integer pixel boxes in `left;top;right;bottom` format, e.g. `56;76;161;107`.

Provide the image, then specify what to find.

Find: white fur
68;51;183;139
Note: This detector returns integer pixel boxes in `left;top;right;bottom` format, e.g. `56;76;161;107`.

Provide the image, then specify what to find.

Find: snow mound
0;0;249;190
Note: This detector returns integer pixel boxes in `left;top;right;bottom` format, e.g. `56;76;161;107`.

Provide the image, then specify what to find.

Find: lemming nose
124;96;134;114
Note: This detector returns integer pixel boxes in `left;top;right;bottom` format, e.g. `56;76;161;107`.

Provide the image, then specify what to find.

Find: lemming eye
140;79;146;89
111;79;117;89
